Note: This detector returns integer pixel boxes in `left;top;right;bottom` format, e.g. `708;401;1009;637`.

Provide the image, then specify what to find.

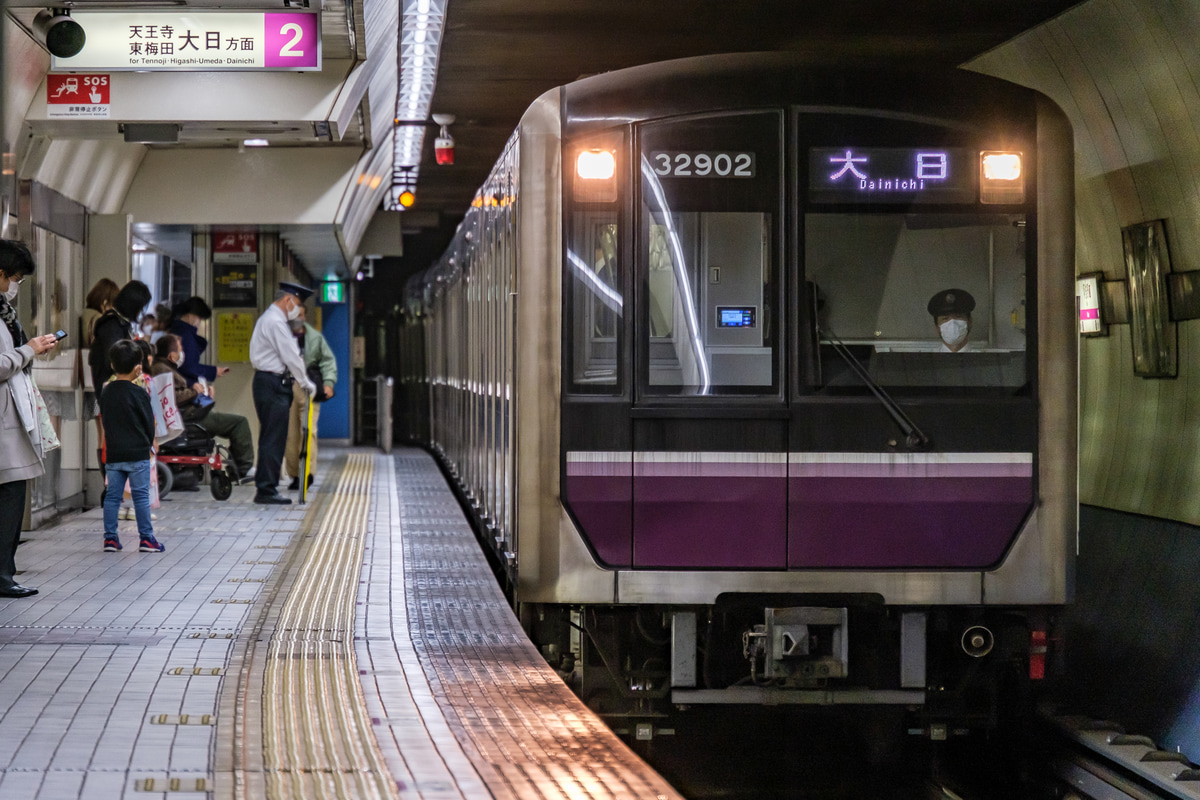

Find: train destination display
809;147;975;203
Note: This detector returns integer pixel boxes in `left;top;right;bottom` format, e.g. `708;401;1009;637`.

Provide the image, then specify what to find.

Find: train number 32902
649;151;756;178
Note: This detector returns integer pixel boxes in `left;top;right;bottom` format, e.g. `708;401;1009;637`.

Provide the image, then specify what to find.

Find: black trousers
0;481;26;590
252;371;294;498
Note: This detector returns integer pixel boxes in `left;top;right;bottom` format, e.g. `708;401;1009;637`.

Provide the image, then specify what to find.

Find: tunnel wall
968;0;1200;526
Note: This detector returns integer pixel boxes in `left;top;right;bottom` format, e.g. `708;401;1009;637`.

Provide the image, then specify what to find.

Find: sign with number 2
49;11;322;71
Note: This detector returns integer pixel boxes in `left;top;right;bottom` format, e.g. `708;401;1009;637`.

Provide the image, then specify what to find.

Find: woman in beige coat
0;240;60;598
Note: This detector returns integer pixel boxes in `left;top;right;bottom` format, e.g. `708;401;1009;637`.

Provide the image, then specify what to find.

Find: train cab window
567;133;624;393
806;212;1028;392
637;112;781;396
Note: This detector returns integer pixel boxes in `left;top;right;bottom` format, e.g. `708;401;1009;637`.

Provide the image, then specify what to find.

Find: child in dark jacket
99;340;165;553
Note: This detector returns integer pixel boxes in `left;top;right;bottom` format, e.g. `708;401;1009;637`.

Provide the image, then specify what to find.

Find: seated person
150;334;255;481
927;288;975;352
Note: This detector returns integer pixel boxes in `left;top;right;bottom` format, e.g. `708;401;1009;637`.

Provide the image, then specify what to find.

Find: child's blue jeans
103;460;153;538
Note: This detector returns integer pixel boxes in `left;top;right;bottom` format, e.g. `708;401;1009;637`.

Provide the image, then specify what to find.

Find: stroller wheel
210;470;233;501
156;460;174;499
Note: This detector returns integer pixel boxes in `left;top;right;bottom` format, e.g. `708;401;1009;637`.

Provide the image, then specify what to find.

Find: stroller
156;421;239;501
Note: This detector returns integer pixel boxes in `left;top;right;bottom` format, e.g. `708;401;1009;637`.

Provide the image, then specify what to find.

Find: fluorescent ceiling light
389;0;447;209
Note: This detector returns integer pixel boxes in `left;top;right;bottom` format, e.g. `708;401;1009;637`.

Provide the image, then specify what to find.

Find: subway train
393;53;1076;734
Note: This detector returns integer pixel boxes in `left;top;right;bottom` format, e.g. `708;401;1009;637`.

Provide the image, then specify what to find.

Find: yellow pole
300;395;314;504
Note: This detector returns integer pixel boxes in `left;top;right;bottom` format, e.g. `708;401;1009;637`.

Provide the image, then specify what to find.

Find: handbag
151;372;185;444
307;364;333;403
31;378;60;453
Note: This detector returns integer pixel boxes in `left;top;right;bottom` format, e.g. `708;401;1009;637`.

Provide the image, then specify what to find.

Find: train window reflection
807;213;1027;391
567;215;621;389
636;109;781;397
644;210;772;392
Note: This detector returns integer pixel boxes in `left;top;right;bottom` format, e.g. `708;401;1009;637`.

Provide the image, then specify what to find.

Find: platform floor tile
0;469;316;800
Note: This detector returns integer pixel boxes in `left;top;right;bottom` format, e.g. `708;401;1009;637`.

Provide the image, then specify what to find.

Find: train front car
539;54;1076;735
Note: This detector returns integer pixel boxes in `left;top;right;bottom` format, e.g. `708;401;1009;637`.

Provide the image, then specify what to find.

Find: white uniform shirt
249;303;315;393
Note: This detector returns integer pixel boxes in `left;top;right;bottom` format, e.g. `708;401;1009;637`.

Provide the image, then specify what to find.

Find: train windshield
637;111;782;396
807;212;1028;392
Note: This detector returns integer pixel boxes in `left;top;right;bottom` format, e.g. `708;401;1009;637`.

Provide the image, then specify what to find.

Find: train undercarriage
524;597;1058;746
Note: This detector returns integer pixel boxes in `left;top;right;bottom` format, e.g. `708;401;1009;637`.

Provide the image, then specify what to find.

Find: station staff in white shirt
249;281;317;504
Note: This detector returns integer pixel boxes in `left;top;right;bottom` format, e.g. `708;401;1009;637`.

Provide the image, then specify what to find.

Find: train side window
566;132;625;394
637;111;782;397
806;212;1028;392
568;214;621;388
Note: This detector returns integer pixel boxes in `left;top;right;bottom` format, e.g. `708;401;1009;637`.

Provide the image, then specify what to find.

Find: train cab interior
811;212;1029;394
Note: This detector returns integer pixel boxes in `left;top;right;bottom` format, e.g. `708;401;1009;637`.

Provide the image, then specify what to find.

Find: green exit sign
321;282;345;303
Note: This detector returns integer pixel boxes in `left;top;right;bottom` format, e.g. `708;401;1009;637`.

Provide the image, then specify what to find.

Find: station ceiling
5;0;1085;278
409;0;1085;229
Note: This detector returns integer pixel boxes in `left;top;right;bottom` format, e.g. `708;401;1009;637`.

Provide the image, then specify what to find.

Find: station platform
0;448;681;800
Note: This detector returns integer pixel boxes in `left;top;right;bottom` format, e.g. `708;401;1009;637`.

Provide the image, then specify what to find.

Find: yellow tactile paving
229;453;399;800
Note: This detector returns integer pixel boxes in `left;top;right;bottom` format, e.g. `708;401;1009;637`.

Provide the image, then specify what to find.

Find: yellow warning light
981;152;1021;181
399;191;416;208
576;150;615;180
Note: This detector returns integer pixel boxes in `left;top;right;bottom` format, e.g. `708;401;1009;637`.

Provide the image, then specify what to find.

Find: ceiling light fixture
389;0;447;210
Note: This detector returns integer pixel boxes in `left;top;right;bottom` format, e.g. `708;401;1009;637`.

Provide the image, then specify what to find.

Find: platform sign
1077;274;1102;335
46;74;110;118
320;281;345;304
50;11;320;72
213;229;257;264
216;312;254;362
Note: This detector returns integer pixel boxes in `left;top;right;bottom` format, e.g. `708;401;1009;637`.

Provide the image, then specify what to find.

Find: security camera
33;10;85;59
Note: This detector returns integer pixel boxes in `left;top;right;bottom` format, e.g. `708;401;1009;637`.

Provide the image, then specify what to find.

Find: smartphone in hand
53;330;67;340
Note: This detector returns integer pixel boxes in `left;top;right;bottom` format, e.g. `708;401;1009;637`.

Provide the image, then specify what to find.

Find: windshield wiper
819;328;930;451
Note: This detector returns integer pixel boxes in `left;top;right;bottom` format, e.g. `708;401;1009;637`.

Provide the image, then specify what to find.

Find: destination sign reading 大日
809;147;976;204
50;11;320;72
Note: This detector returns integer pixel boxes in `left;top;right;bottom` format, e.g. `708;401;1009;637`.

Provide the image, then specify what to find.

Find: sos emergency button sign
47;74;110;118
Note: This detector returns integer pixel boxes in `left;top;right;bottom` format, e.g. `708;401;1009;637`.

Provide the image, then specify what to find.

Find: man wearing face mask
248;282;316;504
927;289;976;353
151;333;255;481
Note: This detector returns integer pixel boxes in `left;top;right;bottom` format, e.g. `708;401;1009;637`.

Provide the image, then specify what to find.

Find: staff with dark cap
249;281;317;504
927;288;976;353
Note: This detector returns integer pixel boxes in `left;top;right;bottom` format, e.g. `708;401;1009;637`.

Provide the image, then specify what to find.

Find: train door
630;111;787;569
792;116;1039;569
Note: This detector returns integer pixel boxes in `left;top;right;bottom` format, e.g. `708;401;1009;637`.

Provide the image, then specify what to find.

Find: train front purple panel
632;455;788;568
564;452;1033;570
788;453;1034;569
564;453;633;566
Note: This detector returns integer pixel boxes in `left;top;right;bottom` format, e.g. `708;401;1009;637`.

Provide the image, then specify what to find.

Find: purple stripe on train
563;453;1034;570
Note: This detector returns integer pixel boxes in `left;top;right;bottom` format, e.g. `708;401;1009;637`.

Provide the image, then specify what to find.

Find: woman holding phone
0;240;60;598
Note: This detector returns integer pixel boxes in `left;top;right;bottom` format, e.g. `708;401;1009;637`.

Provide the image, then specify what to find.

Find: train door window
566;132;624;393
637;111;782;396
806;212;1027;392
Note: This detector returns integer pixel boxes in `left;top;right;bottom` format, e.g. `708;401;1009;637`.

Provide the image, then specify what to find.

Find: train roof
561;52;1043;139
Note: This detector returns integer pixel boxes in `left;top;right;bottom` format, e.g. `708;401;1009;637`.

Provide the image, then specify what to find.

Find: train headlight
980;151;1024;204
577;150;615;180
573;149;617;203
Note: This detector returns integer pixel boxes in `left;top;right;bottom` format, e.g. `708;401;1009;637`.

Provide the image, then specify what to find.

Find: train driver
927;289;976;353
